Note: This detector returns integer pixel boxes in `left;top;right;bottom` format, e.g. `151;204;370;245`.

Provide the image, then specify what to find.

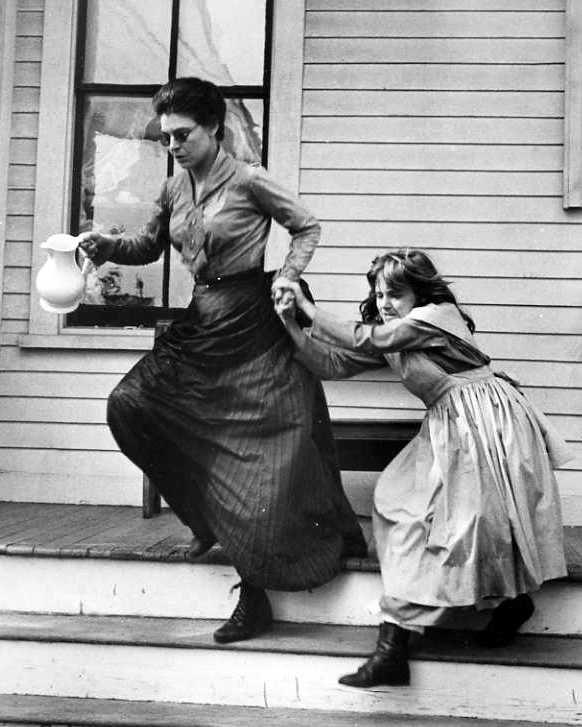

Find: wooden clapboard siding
301;0;581;493
2;0;41;337
0;0;579;511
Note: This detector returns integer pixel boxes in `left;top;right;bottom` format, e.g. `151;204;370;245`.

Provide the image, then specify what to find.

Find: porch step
0;695;575;727
0;503;581;634
0;612;581;724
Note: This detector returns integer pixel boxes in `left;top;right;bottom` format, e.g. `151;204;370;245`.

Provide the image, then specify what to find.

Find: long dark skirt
107;272;364;590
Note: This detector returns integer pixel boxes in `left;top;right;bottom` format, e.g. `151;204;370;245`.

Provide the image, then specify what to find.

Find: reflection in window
69;0;272;327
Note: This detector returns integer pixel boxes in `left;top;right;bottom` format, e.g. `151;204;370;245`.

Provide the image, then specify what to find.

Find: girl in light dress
272;249;570;688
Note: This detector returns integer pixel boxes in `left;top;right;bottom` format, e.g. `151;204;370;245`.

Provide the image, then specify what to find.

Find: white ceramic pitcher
35;233;92;313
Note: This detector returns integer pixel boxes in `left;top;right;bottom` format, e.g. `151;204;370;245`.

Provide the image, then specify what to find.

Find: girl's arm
282;313;385;380
248;168;320;281
273;277;445;355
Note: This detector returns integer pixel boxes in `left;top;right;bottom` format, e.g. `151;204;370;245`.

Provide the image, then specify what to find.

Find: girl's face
160;112;218;171
375;273;417;322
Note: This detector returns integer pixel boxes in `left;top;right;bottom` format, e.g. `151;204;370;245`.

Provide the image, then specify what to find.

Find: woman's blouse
107;147;320;281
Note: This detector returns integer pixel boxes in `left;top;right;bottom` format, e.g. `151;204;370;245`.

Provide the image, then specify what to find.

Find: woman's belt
194;267;264;287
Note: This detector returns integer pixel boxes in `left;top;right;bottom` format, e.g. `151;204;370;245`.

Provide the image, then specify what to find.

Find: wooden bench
141;320;420;517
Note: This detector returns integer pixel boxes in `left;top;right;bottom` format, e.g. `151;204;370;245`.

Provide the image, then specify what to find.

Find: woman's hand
272;277;316;323
78;231;118;267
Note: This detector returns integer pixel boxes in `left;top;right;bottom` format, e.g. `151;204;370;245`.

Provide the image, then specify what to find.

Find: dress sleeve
289;322;386;380
311;308;447;355
108;182;170;266
248;167;320;281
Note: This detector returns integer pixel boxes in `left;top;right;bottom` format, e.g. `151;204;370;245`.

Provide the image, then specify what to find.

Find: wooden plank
305;11;564;38
301;170;563;196
0;694;575;727
1;293;29;319
8;138;36;164
0;345;142;373
305;273;582;307
12;86;40;111
309;248;582;278
14;36;42;62
0;372;121;398
307;0;566;10
0;397;107;423
302;193;582;223
324;380;582;414
11;111;38;137
0;422;117;450
2;267;30;293
7;163;36;188
304;38;565;64
303;63;564;91
302;117;564;145
13;60;41;86
3;239;31;264
304;90;563;118
5;217;32;240
316;221;582;250
301;143;563;172
324;303;582;336
0;448;137;477
16;9;42;36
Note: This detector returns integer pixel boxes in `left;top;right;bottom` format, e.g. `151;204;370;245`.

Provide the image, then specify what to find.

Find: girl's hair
152;77;226;141
359;248;476;333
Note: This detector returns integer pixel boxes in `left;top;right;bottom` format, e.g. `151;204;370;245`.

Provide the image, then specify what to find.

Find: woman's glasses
158;127;195;147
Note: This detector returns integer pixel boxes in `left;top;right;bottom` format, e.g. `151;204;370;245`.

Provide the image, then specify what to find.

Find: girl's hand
78;231;118;267
272;277;316;322
274;288;296;320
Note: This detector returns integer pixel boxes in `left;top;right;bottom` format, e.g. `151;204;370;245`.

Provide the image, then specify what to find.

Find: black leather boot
187;534;216;560
213;581;273;644
476;593;535;647
339;622;410;687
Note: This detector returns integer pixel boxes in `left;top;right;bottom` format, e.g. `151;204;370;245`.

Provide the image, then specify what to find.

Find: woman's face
375;273;417;322
159;112;218;171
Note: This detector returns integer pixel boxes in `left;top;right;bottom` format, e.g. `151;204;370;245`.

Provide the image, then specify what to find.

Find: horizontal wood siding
301;0;582;497
0;0;580;512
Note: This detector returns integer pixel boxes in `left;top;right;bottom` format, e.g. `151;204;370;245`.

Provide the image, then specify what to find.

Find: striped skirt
107;272;364;591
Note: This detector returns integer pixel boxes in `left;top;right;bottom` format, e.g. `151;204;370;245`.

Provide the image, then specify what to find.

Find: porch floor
0;502;580;580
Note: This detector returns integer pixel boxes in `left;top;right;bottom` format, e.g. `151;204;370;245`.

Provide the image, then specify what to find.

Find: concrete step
0;612;581;724
0;694;576;727
0;694;577;727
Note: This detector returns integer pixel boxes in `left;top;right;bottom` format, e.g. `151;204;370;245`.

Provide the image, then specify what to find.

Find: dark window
68;0;272;328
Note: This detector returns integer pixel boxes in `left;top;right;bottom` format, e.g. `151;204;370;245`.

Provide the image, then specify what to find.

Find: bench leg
142;475;161;518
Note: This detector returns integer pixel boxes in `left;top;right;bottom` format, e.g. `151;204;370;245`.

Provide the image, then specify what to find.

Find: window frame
23;0;305;348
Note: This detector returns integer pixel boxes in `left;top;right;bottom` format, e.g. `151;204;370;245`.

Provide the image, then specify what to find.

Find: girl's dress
105;147;365;591
293;302;569;616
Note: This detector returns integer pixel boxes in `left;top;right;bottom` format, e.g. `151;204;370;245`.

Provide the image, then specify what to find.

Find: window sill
18;330;154;351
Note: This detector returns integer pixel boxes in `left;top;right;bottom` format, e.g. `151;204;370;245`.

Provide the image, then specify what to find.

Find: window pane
84;0;171;84
222;98;263;164
78;95;167;309
177;0;266;85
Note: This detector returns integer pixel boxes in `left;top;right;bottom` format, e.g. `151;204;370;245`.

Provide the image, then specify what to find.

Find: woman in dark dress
79;77;365;643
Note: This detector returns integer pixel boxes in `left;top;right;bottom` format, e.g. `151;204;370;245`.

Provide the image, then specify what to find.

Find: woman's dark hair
152;77;226;141
359;248;476;333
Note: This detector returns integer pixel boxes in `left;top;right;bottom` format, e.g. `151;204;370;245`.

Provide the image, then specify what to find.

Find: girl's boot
213;580;273;644
339;622;410;687
476;593;535;647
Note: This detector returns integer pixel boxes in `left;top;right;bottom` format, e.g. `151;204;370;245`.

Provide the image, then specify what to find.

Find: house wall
0;0;580;519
